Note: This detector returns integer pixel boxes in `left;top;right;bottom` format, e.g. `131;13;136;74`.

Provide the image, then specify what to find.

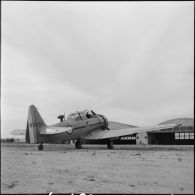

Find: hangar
150;118;194;145
118;118;194;145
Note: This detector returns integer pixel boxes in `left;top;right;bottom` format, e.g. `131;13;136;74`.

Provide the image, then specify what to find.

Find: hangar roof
159;118;194;127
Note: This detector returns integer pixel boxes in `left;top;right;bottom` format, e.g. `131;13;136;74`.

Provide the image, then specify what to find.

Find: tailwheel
38;142;43;151
75;140;82;149
107;139;114;149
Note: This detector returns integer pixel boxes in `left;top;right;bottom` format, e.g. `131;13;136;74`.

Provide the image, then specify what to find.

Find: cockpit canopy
67;109;95;121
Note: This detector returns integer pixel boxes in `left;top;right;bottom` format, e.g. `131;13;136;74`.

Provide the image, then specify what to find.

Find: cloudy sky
1;1;194;138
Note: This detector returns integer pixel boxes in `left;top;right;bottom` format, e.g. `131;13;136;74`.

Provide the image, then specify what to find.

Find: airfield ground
1;143;194;194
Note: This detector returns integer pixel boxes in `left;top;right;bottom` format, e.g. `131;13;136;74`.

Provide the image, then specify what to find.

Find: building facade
114;118;194;145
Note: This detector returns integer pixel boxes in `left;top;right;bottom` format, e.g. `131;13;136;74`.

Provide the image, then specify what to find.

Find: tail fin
25;105;47;143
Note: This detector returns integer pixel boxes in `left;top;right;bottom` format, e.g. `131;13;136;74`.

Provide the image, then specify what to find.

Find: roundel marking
66;126;73;135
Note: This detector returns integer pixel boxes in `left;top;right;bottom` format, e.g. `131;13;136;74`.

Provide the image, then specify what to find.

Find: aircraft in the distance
12;105;181;150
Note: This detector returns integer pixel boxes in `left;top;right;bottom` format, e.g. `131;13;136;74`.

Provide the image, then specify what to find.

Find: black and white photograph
1;1;194;194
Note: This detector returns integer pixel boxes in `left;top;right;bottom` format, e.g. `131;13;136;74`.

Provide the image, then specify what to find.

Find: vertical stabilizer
25;105;46;143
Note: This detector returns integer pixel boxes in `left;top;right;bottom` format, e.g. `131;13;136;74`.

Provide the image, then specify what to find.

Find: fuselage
39;114;108;143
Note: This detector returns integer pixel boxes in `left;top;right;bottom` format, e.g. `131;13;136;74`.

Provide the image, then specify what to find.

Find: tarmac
1;143;194;194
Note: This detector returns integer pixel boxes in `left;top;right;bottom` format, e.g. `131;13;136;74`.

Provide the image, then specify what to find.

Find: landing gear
38;142;43;150
107;139;114;149
75;140;82;149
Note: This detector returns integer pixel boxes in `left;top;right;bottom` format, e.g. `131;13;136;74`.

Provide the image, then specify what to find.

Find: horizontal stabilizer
11;129;25;135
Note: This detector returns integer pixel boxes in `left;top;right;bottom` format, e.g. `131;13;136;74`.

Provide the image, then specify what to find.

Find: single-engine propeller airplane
12;105;181;150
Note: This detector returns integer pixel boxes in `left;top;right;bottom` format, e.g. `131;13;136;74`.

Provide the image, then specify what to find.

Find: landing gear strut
107;139;114;149
75;140;82;149
38;142;43;150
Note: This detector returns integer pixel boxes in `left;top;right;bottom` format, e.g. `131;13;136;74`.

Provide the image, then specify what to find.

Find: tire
107;140;114;149
75;140;82;149
38;143;43;150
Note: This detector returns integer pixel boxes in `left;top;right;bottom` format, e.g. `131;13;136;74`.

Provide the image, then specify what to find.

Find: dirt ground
1;143;194;194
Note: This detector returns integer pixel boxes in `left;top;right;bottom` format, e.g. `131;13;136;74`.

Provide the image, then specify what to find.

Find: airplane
12;105;181;150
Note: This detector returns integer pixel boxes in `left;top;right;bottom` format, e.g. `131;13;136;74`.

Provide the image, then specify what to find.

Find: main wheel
107;140;114;149
75;140;82;149
38;143;43;150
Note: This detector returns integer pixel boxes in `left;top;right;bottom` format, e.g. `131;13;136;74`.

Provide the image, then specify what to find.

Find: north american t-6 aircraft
16;105;181;150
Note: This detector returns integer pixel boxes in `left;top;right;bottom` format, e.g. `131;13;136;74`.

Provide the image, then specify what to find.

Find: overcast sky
1;1;194;138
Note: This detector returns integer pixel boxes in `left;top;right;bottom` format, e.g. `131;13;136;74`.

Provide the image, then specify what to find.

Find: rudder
25;105;47;143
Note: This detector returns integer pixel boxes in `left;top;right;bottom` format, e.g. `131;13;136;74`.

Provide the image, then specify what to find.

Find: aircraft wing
82;123;181;140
